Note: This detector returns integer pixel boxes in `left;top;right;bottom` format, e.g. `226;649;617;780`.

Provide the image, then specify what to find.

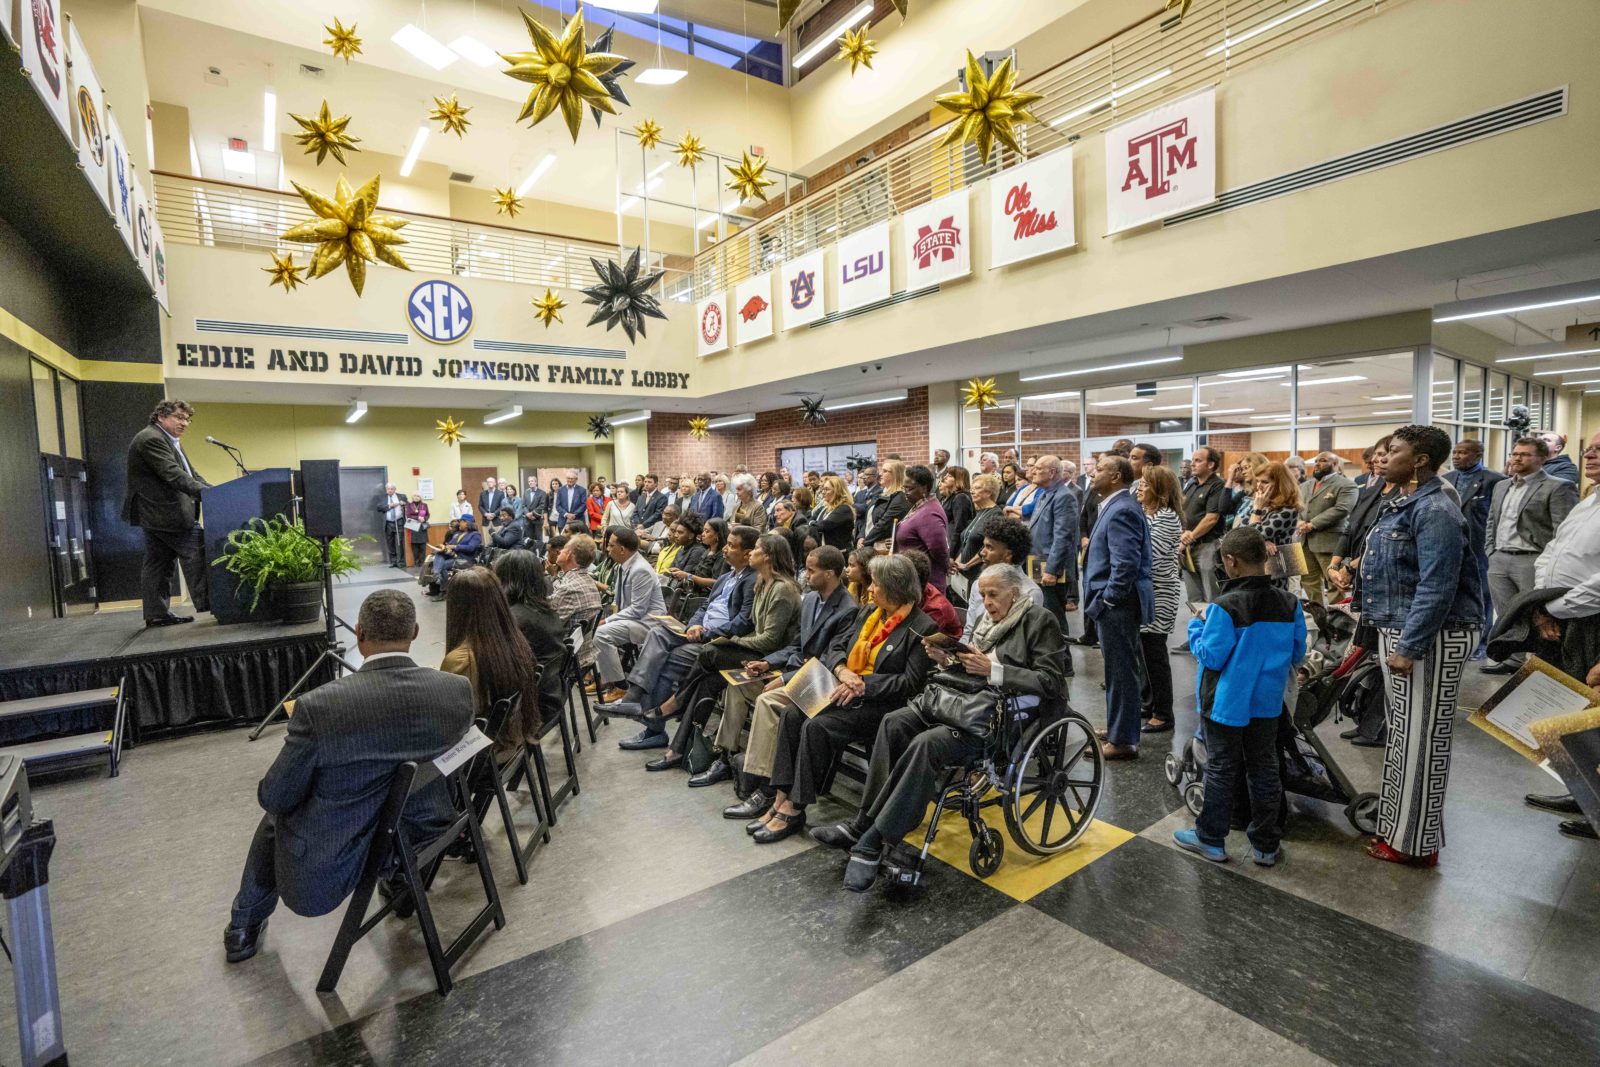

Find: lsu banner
695;292;729;357
1104;86;1216;235
106;107;136;252
734;273;773;345
780;250;826;332
990;147;1076;268
836;221;891;314
901;189;971;290
67;20;111;213
20;0;72;138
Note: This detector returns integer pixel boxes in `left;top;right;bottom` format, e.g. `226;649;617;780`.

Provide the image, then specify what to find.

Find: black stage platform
0;611;334;743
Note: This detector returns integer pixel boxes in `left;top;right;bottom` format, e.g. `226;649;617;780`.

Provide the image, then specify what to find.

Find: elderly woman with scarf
809;563;1066;891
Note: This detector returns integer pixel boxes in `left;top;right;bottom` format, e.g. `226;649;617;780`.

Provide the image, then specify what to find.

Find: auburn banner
989;147;1076;268
1104;86;1216;234
780;250;826;332
734;273;774;345
696;292;729;357
901;189;971;289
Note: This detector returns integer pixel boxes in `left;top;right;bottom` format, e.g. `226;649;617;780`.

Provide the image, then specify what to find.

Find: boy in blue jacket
1175;526;1305;866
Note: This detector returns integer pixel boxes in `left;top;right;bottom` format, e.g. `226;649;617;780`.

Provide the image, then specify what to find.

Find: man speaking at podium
122;399;212;627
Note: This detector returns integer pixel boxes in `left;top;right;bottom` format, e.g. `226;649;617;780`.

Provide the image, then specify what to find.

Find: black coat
814;502;856;551
823;605;936;714
122;424;210;531
942;490;975;555
862;490;909;546
769;584;859;679
1337;482;1393;561
509;600;569;730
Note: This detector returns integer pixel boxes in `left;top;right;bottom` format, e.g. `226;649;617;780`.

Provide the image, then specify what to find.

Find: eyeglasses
1583;445;1600;457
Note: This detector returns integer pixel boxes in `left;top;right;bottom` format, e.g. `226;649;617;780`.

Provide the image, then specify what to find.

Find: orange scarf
846;605;910;675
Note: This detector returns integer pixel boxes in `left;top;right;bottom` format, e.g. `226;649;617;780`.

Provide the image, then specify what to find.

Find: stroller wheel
1346;792;1381;835
1183;781;1205;818
969;827;1004;878
1163;751;1181;786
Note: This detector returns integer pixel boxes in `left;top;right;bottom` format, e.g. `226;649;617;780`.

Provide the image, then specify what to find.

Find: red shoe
1366;838;1438;867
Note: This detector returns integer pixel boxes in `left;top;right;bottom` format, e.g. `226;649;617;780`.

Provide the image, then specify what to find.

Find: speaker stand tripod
248;535;357;740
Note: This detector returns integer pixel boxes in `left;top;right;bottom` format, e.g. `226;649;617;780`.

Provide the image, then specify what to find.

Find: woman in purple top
894;465;951;592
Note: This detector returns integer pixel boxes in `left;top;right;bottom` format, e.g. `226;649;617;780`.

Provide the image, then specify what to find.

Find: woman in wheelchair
811;563;1067;891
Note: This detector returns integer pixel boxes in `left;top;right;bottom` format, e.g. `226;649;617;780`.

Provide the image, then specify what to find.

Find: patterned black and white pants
1375;626;1476;855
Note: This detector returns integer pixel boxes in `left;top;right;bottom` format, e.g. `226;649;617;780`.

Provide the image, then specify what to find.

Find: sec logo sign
407;280;474;344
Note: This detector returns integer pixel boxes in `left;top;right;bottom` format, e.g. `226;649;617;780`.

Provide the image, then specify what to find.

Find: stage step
0;687;119;721
0;680;128;779
4;731;114;766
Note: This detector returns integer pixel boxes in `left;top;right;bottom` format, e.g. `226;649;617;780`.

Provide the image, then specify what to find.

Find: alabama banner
67;19;111;213
1104;86;1216;235
780;250;826;332
901;189;971;290
990;147;1076;268
106;107;136;252
734;273;774;345
20;0;73;138
836;221;891;314
696;292;729;357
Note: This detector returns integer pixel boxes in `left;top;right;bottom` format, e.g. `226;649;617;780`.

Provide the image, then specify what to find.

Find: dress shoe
726;791;772;820
1526;792;1581;815
645;753;685;772
1366;837;1438;867
688;757;731;788
1094;728;1109;741
1558;820;1598;841
1350;735;1386;748
618;728;667;751
1479;661;1518;675
810;823;862;850
376;877;416;919
1102;743;1140;761
1339;726;1361;740
599;701;648;722
1141;718;1174;734
752;808;806;844
223;919;267;963
842;850;882;891
601;687;629;703
145;613;193;627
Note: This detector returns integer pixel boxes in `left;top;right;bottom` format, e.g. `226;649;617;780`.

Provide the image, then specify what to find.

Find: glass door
33;361;95;616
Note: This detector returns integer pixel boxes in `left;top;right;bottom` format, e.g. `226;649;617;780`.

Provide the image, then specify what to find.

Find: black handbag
686;727;716;775
919;677;999;739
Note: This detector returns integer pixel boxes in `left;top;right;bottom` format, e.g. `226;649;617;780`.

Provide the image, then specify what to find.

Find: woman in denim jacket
1358;425;1482;867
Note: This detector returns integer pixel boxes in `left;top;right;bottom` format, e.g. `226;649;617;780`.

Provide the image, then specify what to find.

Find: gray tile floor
6;566;1598;1066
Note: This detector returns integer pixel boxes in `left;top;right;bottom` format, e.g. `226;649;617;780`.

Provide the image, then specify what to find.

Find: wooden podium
201;468;296;625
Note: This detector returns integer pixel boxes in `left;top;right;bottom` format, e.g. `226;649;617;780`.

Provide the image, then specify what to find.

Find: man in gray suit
122;399;211;626
223;590;474;963
1483;436;1580;674
1296;452;1358;607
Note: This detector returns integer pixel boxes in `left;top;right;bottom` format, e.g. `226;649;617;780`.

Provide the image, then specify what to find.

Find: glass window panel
1529;385;1545;429
694;24;763;50
1431;353;1457;422
1511;377;1528;410
1293;351;1414;426
1086;377;1194;439
1019;392;1081;447
59;374;82;460
31;360;59;455
1461;363;1485;424
692;42;743;68
972;400;1017;460
1488;372;1507;425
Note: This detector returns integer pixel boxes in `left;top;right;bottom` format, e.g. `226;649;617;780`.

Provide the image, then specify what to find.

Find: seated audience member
668;517;730;596
810;564;1066;889
592;526;668;697
772;498;808;573
750;556;934;844
490;506;527;553
603;526;759;749
440;567;539;752
1174;526;1306;866
959;517;1043;638
639;503;680;560
813;475;857;551
846;546;877;603
494;549;570;732
549;534;603;670
901;548;963;640
223;590;473;963
423;515;482;598
649;508;691;574
895;465;952;592
591;528;617;599
730;473;769;531
953;473;1004;579
861;460;909;549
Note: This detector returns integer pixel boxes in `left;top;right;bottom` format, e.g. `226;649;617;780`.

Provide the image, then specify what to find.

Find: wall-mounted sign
836;221;891;314
67;20;110;213
131;166;153;282
20;0;72;139
106;107;135;253
696;292;728;357
151;216;170;313
780;250;826;332
989;147;1076;268
1105;86;1216;234
734;272;773;345
901;189;971;290
406;279;474;344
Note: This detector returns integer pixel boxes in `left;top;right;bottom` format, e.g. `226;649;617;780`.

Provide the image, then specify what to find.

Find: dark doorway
338;465;387;563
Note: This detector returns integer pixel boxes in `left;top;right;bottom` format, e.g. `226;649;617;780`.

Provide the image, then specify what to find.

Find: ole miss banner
1104;87;1216;234
989;148;1075;268
900;190;971;289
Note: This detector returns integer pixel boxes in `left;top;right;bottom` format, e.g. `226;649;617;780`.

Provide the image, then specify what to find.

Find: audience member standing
1540;433;1579;483
1083;455;1154;759
852;466;883;541
1138;466;1184;733
690;472;725;520
123;399;211;626
893;465;951;591
1181;446;1230;604
1027;456;1081;674
1443;439;1503;653
602;486;637;529
939;467;974;557
451;489;473;522
479;479;507;525
1297;452;1357;606
861;460;909;549
635;474;668;528
814;475;857;551
953;473;1004;580
1241;462;1303;588
377;483;409;568
1482;437;1578;674
519;476;549;550
553;471;587;530
403;494;430;569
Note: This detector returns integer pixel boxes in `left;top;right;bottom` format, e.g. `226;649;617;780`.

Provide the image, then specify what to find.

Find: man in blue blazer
1083;454;1154;758
689;472;725;520
553;470;588;531
1026;455;1081;676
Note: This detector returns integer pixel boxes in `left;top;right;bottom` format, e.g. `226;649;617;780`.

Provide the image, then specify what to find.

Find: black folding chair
527;688;581;825
316;755;504;998
477;694;549;886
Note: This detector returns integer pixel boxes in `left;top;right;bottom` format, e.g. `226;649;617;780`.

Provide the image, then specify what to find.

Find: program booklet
1468;656;1600;763
649;613;688;636
784;657;839;718
719;668;769;688
1269;542;1309;579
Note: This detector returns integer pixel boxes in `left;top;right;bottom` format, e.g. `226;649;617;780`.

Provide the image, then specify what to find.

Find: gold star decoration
500;7;628;143
1164;0;1193;21
688;416;710;440
435;416;466;447
635;119;663;150
323;18;362;63
532;288;567;328
962;376;1001;411
289;100;361;166
674;131;704;169
725;151;776;203
428;93;472;137
837;27;877;75
261;251;305;293
492;187;524;218
279;173;411;297
934;51;1044;165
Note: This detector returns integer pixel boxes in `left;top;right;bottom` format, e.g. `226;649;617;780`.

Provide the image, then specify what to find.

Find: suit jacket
823;605;936;713
479;489;508;521
636;488;669;528
1485;472;1579;555
1027;481;1081;589
853;484;883;538
376;492;409;522
718;578;802;657
769;584;859;679
609;553;667;623
689;486;725;520
1443;465;1505;555
1299;472;1357;554
553;485;587;529
1337;482;1391;560
515;487;549;526
122;424;211;531
1083;489;1154;625
256;656;473;918
691;565;757;639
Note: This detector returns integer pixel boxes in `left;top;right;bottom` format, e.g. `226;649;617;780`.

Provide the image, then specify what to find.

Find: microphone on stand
205;437;250;476
205;436;238;450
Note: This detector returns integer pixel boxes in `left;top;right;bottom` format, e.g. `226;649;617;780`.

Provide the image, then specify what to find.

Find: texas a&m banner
1104;86;1216;234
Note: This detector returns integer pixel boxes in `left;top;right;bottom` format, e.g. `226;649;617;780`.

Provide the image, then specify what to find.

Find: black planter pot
272;581;325;624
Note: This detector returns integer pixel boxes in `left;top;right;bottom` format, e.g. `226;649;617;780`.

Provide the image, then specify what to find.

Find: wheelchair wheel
1183;782;1205;817
1003;712;1103;856
969;827;1004;878
1163;751;1181;786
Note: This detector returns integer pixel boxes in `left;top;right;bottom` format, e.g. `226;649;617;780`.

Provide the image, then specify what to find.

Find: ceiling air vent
449;172;476;184
299;63;325;79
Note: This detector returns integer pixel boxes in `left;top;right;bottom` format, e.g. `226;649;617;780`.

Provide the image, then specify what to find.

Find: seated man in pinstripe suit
223;590;475;964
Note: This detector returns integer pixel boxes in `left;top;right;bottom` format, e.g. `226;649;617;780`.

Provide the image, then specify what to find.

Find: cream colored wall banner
989;147;1075;268
19;0;71;139
836;221;891;313
1104;86;1216;235
734;273;774;345
901;189;971;290
696;292;729;357
780;250;826;332
131;166;154;283
66;19;111;214
106;107;136;253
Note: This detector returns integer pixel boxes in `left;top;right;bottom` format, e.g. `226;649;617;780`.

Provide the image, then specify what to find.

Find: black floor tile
1029;837;1600;1067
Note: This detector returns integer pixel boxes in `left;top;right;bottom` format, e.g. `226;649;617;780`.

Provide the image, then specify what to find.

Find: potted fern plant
213;515;368;623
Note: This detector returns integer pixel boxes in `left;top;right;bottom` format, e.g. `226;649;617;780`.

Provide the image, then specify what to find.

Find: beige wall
72;0;156;174
447;185;697;257
150;101;192;175
278;140;452;217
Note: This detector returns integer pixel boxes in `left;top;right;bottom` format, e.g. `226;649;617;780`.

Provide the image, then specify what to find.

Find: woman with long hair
939;466;974;558
492;549;568;733
814;475;856;551
860;459;908;548
1227;452;1269;529
585;483;606;531
1003;460;1042;521
846;545;877;603
441;567;538;751
1244;461;1305;588
670;517;730;592
999;462;1024;498
1137;466;1185;733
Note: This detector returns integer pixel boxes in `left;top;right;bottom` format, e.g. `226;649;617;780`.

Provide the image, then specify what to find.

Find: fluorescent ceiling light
1150;403;1202;411
221;146;255;175
1201;408;1256;415
1205;0;1333;56
1285;375;1367;386
793;1;873;68
706;414;756;429
1495;346;1600;365
1368;393;1413;401
1020;390;1080;402
586;0;659;12
447;35;499;67
484;404;523;425
1534;368;1600;379
399;127;428;178
1020;354;1182;382
1433;279;1600;323
344;401;367;424
1247;413;1291;421
636;67;688;85
1543;375;1600;385
1090;398;1153;407
516;152;557;196
608;409;652;427
393;24;458;70
262;89;276;148
1369;408;1415;416
1222;365;1291;377
823;389;908;411
1050;68;1172;127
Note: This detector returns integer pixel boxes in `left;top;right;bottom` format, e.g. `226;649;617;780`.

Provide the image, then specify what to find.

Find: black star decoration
799;396;828;426
588;414;613;439
587;26;636;127
581;247;668;343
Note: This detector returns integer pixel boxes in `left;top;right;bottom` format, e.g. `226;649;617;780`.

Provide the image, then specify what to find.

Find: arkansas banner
780;250;826;332
106;107;137;252
989;147;1075;268
900;189;971;290
835;221;891;314
67;19;111;213
695;292;729;357
734;273;773;345
20;0;73;138
1104;86;1216;235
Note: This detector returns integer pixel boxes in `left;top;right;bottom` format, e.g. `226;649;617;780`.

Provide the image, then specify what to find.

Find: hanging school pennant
733;272;774;345
900;189;971;290
105;107;137;252
1104;86;1216;235
989;147;1076;268
835;221;891;313
696;291;729;357
19;0;73;139
67;20;112;213
780;249;826;332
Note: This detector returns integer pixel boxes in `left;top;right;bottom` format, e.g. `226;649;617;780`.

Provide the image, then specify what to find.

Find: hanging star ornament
675;131;704;169
588;414;613;440
586;26;636;127
688;417;710;440
262;251;305;293
492;187;524;218
934;51;1044;165
500;7;628;143
532;288;567;328
799;396;828;427
962;377;1001;411
279;173;411;296
323;18;362;63
725;151;776;203
435;416;466;447
289;100;361;166
428;93;472;137
837;27;877;75
634;119;663;150
580;247;668;343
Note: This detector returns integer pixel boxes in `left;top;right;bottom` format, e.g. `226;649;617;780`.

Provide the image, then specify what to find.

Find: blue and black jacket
1187;575;1305;726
